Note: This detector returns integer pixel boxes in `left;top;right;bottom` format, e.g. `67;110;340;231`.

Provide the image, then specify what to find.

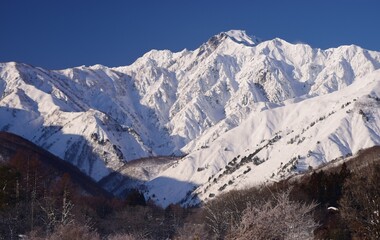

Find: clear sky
1;0;379;70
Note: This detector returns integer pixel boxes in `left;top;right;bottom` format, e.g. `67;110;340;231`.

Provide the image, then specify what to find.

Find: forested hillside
1;131;379;239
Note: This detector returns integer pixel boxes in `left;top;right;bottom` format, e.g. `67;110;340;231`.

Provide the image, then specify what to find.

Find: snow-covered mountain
148;70;380;206
1;30;380;206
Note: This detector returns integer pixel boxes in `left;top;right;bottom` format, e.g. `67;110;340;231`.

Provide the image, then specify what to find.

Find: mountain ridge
1;30;380;205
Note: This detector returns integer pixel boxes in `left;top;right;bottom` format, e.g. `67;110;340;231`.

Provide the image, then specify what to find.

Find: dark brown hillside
0;131;167;239
1;130;379;239
0;131;112;198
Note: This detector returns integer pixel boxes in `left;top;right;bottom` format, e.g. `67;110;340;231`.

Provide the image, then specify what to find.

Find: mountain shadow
0;131;112;198
0;130;201;206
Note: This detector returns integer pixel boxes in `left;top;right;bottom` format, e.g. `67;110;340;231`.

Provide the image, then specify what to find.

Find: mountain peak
201;30;260;53
223;29;260;46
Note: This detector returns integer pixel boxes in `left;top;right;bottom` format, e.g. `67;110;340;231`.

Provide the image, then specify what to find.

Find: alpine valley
1;30;380;207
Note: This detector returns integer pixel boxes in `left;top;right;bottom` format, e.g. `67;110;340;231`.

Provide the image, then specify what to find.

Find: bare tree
60;188;74;226
228;189;319;240
204;189;253;239
174;222;209;240
39;195;58;234
204;203;229;240
107;233;147;240
43;222;100;240
340;163;380;239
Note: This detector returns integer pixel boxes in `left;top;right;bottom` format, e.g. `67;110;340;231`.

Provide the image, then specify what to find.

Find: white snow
147;69;380;207
328;207;339;211
1;30;380;206
224;30;259;46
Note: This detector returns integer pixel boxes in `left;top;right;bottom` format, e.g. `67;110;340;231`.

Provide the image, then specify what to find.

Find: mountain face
1;30;380;206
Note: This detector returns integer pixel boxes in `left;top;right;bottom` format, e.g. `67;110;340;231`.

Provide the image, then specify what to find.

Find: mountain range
1;30;380;207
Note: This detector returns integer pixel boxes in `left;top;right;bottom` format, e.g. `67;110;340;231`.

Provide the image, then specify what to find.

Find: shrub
29;222;100;240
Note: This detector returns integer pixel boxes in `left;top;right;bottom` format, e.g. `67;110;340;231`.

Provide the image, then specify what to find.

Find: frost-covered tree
228;189;319;240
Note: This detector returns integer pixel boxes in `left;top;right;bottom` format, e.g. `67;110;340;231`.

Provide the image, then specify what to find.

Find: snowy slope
0;62;176;181
146;70;380;206
1;30;380;202
115;31;380;154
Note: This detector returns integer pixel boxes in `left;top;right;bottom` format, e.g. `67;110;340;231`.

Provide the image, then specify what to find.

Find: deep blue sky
1;0;379;70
